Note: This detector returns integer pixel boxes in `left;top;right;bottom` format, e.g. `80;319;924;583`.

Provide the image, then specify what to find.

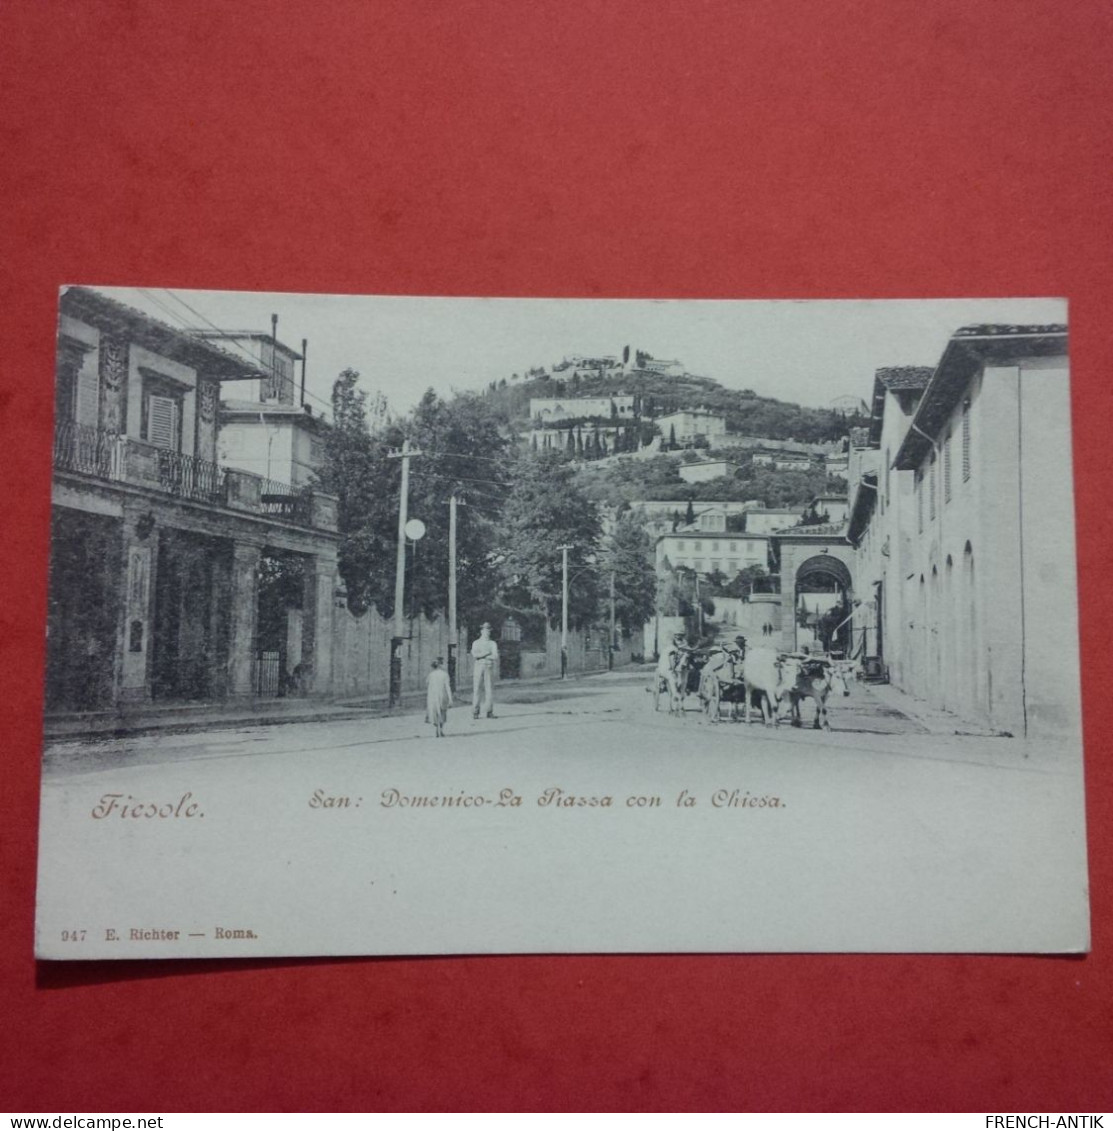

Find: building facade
743;507;805;534
48;288;341;714
655;531;771;577
678;459;739;484
846;366;934;679
656;409;728;445
530;395;636;423
853;328;1078;737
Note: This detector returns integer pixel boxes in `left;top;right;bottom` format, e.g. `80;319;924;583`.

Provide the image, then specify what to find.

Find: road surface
35;667;1089;958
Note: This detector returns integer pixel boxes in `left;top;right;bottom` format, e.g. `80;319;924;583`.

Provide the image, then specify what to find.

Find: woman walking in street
426;657;454;738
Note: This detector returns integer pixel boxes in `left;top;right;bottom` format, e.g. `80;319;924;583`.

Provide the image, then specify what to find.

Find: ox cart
652;646;711;715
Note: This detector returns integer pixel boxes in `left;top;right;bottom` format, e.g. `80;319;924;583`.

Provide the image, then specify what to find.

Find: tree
314;369;399;617
656;562;693;618
603;514;657;636
495;452;603;628
402;388;513;628
685;498;696;525
723;564;769;599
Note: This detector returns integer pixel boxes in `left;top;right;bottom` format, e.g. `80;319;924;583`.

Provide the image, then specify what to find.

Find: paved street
36;665;1088;958
43;665;1067;778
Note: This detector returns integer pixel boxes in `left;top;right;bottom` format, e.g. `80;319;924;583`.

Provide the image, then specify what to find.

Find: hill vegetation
481;359;865;445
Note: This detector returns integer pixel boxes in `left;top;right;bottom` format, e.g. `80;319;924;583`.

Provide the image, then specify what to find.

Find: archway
793;553;854;655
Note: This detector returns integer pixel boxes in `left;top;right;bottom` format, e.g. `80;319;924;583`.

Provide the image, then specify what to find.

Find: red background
2;0;1111;1112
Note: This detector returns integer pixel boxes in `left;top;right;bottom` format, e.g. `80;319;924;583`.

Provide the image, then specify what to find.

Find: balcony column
117;504;160;704
228;540;263;698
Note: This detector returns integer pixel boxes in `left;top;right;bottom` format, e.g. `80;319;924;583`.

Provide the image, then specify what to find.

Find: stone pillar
228;541;263;698
116;506;160;704
303;554;337;695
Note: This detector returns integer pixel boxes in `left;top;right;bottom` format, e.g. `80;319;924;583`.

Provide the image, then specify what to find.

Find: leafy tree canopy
495;452;603;628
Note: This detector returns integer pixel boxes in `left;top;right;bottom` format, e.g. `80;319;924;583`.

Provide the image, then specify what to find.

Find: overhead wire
158;288;340;418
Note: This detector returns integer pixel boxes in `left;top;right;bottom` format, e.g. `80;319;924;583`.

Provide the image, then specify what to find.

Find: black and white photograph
35;286;1088;959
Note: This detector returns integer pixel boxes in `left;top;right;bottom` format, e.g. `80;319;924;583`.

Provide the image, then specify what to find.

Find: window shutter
148;395;179;450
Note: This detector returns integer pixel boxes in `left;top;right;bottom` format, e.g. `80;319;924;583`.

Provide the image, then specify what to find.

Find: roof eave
60;287;269;381
892;328;1068;470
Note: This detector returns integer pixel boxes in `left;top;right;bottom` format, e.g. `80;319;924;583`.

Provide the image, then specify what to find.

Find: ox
785;658;852;730
652;644;694;716
740;648;800;727
698;644;747;722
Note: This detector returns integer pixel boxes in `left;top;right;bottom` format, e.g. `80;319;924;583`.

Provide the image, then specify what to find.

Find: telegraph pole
558;543;573;679
695;572;703;639
609;568;616;671
386;440;423;705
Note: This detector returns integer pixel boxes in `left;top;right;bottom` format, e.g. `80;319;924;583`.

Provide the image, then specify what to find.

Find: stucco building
48;288;341;714
655;530;771;577
850;328;1078;737
678;459;739;484
530;395;636;423
656;409;727;445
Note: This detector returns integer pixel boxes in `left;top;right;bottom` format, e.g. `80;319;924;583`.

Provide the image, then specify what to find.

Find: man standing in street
471;621;499;719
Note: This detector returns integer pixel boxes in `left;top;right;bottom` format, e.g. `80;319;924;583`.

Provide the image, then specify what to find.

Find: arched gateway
771;527;856;655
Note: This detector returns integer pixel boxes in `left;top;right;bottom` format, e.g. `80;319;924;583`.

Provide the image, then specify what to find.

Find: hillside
481;360;865;444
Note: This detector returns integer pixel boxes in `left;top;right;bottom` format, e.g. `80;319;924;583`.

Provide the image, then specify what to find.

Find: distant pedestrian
471;622;499;719
425;657;454;738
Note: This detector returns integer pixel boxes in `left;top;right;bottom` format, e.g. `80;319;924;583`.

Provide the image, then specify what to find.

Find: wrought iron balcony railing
52;421;333;530
53;419;119;480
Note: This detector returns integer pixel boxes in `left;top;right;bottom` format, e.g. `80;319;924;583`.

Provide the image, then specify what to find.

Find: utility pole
448;494;458;689
609;568;616;671
386;440;423;706
558;543;573;679
695;572;703;639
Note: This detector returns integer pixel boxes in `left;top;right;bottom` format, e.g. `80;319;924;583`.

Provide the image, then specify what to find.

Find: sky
100;287;1067;421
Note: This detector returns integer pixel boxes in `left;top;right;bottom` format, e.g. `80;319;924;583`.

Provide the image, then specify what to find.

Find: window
676;541;685;551
962;398;971;481
943;431;952;503
729;542;737;552
693;541;703;551
147;396;180;450
141;374;185;452
693;559;704;572
711;541;720;552
260;341;295;403
711;559;721;572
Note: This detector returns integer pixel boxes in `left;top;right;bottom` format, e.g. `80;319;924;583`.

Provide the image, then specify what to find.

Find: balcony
53;421;336;532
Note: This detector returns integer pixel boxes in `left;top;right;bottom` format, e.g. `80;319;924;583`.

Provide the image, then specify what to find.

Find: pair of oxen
655;644;853;730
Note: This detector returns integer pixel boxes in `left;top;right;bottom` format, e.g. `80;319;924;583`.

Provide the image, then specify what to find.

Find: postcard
35;287;1088;958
